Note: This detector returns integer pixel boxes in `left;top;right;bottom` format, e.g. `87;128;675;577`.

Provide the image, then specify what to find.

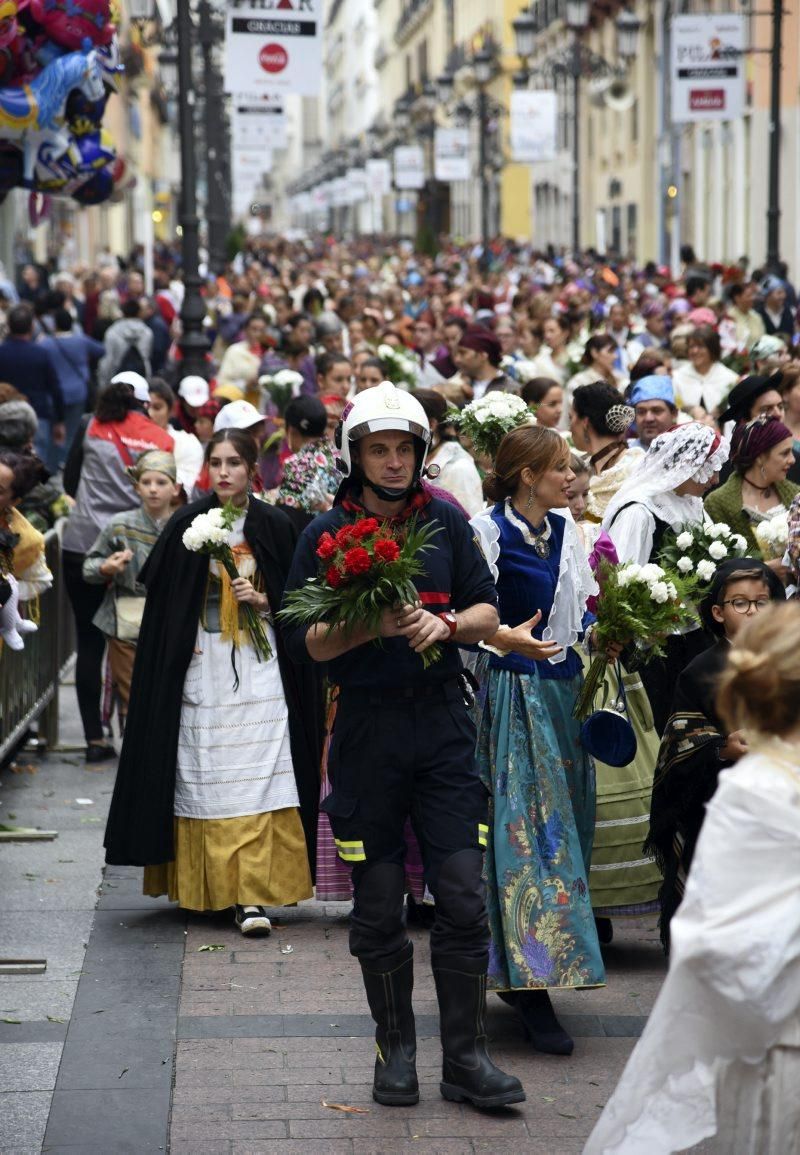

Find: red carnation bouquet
278;514;444;667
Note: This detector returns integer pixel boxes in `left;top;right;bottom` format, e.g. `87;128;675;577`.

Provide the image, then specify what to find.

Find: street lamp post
514;2;641;254
766;0;783;270
472;46;495;269
198;0;229;276
175;0;210;378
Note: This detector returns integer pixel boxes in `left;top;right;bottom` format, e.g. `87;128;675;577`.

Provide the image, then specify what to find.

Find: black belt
341;678;460;707
343;673;479;709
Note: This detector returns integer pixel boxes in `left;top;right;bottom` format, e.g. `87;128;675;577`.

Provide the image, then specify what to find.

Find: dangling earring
526;485;536;510
760;464;767;480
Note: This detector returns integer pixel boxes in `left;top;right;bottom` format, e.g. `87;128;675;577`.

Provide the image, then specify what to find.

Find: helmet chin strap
361;477;415;502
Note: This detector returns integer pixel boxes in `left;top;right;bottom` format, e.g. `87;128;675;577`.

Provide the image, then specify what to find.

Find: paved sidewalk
167;904;663;1154
1;678;670;1152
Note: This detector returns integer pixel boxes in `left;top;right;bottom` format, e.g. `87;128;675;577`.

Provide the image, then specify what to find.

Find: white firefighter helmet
335;382;431;480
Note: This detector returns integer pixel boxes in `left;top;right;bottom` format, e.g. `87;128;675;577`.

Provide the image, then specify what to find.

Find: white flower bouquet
574;560;698;720
754;513;790;560
376;343;419;389
258;368;304;415
500;356;539;385
182;503;272;660
658;520;748;586
455;392;536;460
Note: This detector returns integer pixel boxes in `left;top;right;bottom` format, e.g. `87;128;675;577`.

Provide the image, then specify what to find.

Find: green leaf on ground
1;1017;21;1024
197;944;226;952
47;1016;65;1023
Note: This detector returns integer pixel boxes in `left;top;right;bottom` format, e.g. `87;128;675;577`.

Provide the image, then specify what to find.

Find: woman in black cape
104;429;323;934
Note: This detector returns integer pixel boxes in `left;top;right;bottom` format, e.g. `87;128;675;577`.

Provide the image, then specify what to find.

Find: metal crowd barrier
0;524;75;760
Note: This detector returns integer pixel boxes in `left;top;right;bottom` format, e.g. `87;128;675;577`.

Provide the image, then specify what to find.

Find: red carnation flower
343;546;372;576
316;532;336;560
353;517;380;539
373;538;400;563
335;525;356;548
326;564;345;588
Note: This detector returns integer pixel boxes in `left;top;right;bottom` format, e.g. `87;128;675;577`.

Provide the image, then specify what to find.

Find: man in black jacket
0;304;64;469
282;385;525;1113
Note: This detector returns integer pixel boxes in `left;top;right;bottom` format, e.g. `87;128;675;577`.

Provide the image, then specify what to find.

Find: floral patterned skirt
477;667;605;991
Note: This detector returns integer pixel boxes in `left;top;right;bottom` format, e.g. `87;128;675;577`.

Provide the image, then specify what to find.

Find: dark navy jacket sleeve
445;505;498;613
44;348;65;422
280;510;339;665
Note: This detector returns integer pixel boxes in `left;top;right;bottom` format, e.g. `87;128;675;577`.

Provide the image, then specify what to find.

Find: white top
174;514;298;820
672;360;737;415
430;440;485;517
585;740;800;1154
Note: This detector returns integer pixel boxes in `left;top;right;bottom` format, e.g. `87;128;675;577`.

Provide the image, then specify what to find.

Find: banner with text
671;14;744;123
345;167;368;204
224;0;324;96
510;90;557;163
232;95;287;150
393;145;425;190
433;127;470;182
366;158;392;197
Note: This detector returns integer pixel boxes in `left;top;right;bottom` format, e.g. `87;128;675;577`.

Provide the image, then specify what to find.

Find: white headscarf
602;422;729;534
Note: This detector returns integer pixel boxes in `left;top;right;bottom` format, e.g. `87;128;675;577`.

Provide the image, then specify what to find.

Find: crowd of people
1;236;800;1145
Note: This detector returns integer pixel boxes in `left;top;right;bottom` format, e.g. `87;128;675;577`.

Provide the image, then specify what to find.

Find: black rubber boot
432;955;526;1110
498;989;574;1056
359;941;419;1106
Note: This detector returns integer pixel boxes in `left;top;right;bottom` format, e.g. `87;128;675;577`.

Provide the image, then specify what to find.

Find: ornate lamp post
159;0;209;378
513;2;641;252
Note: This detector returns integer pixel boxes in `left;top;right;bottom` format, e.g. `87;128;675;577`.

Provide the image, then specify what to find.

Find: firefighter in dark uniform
282;384;525;1111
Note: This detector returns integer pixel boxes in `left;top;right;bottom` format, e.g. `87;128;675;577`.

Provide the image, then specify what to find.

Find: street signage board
232;95;287;150
671;14;745;123
510;90;557;163
434;127;470;182
224;0;324;96
366;158;392;196
345;167;368;204
393;145;425;190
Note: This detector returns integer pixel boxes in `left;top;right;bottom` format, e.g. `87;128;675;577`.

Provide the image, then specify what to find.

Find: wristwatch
437;611;458;638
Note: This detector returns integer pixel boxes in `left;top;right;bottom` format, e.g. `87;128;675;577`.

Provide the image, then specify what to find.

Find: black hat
284;395;327;437
718;374;783;424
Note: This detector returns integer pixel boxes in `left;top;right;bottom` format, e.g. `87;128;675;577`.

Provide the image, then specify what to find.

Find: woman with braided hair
587;602;800;1154
569;383;643;523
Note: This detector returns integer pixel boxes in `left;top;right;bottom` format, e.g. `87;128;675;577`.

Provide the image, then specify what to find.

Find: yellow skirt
142;808;312;912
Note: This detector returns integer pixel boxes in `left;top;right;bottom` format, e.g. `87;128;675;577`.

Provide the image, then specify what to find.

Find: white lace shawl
603;422;729;531
470;503;598;665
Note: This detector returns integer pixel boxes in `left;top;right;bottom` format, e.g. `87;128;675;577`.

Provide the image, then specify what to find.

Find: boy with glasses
646;559;785;952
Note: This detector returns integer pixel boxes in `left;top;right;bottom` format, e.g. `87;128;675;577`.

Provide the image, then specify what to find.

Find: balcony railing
395;0;434;46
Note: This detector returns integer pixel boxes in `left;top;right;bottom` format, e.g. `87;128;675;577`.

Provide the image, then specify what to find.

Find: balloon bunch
0;0;127;218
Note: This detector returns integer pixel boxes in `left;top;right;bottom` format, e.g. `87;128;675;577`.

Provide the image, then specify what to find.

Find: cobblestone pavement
1;679;669;1154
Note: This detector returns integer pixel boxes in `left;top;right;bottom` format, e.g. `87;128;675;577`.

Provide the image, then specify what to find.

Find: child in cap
82;450;179;731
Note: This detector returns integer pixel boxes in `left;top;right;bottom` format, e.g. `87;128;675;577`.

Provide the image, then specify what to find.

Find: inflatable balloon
0;42;104;178
0;0;35;84
32;123;113;188
28;0;112;50
68;160;109;202
0;0;123;211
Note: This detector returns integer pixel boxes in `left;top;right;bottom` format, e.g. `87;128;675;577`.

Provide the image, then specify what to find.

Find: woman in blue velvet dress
471;425;609;1056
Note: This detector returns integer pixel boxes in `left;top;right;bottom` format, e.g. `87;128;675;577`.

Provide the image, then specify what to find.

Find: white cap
213;399;264;433
111;371;150;404
178;375;210;407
